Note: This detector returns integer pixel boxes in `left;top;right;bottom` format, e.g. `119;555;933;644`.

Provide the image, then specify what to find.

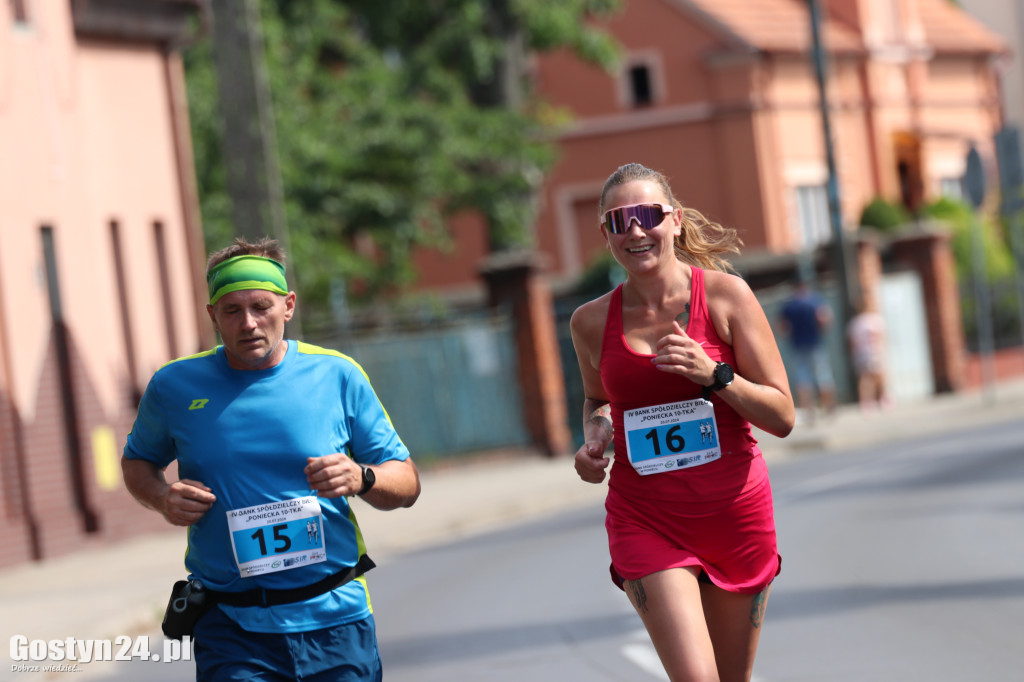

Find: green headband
207;255;289;305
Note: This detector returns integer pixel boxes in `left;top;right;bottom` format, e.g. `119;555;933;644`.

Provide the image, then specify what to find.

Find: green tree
921;196;1021;348
185;0;621;330
858;196;911;233
920;197;1014;281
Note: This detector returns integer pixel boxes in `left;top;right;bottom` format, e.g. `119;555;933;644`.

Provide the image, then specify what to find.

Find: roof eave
70;0;208;48
666;0;759;54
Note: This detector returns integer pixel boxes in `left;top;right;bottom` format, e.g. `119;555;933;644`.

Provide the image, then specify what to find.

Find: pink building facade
414;0;1006;297
0;0;209;567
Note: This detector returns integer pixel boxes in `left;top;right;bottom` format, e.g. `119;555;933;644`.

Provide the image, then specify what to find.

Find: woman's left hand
651;321;715;386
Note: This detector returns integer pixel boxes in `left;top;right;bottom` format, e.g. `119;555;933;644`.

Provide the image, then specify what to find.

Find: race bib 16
623;398;722;476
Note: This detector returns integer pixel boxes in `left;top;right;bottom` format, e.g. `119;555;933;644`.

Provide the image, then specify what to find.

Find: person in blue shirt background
779;275;836;421
122;236;420;681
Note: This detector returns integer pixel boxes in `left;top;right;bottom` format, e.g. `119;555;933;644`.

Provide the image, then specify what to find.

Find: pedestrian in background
779;275;836;421
570;162;794;681
847;298;889;411
122;237;420;681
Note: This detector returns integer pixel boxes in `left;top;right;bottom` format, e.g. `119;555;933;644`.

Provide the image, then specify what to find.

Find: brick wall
68;337;171;543
5;329;170;569
22;334;96;561
0;392;37;567
481;251;572;456
525;272;572;455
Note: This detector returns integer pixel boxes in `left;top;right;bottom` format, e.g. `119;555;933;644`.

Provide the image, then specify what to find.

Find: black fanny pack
161;554;376;640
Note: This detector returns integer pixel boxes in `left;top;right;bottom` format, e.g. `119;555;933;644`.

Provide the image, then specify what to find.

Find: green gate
311;314;529;460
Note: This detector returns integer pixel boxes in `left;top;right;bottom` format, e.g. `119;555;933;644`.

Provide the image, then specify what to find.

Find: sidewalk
752;377;1024;457
1;378;1022;677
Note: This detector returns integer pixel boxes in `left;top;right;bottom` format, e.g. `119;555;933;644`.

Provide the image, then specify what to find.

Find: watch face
361;466;376;494
716;362;734;385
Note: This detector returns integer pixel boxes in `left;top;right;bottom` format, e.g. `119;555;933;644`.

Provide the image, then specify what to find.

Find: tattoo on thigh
750;588;769;629
626;579;649;615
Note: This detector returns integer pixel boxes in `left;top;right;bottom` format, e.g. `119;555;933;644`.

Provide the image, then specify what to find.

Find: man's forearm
358;458;421;511
121;457;170;514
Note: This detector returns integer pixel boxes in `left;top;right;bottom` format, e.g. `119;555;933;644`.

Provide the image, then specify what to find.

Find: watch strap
702;362;733;401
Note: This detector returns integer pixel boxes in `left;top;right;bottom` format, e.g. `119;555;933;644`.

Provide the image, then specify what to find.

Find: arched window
9;0;29;25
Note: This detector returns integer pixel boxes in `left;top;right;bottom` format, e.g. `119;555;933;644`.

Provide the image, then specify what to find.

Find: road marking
621;642;669;680
621;629;770;681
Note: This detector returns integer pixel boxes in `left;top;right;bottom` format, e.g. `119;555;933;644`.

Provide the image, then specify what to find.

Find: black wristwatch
358;466;376;496
707;361;735;392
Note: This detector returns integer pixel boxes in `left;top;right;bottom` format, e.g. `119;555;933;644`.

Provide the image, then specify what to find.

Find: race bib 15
226;496;327;578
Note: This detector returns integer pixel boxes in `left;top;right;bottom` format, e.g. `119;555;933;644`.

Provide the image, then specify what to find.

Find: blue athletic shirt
123;340;410;634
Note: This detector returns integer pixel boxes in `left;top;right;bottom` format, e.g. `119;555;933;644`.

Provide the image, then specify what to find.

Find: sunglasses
601;203;673;234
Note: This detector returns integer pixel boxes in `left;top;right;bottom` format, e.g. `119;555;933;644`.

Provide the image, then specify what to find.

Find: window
618;52;663;109
9;0;29;25
939;177;963;200
794;185;832;249
629;65;653;107
153;221;178;359
109;221;142;404
41;225;99;533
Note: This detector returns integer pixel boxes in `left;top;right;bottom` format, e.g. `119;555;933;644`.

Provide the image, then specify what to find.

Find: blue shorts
789;347;834;391
194;605;382;681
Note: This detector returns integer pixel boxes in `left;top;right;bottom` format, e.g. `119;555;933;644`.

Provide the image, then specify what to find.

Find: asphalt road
372;418;1024;681
85;416;1024;681
758;418;1024;681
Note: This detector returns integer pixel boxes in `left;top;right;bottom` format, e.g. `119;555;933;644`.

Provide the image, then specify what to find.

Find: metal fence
308;313;530;461
960;276;1024;353
307;269;943;460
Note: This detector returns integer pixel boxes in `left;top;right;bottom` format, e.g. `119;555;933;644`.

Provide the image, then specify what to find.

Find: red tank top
600;267;767;503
